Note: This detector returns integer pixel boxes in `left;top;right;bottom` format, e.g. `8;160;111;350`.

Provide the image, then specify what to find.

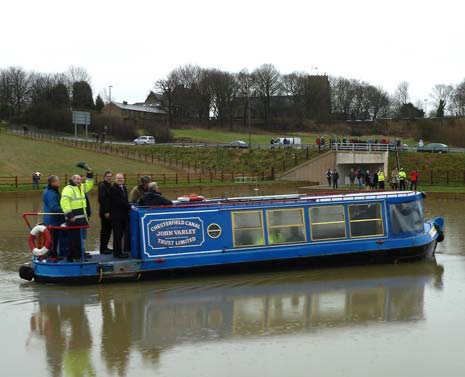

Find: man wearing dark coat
138;182;173;207
110;173;131;258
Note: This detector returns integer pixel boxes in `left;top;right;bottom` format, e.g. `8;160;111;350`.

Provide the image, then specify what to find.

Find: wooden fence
0;170;274;188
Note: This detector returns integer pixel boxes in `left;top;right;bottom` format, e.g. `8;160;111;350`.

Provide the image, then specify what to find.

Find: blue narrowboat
19;190;445;283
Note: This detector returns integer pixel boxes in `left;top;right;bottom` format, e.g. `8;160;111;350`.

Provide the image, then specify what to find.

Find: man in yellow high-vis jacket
60;167;94;261
398;168;407;191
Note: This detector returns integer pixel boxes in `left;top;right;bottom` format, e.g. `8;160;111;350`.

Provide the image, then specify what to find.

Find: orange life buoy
187;193;205;202
177;193;205;203
28;225;52;257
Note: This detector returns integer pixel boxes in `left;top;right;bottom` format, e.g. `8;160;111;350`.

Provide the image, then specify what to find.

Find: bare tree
430;83;454;116
281;72;306;121
66;66;91;84
235;69;254;126
155;72;180;127
451;79;465;116
394;81;409;105
4;66;31;119
252;64;281;128
330;76;356;120
206;69;237;128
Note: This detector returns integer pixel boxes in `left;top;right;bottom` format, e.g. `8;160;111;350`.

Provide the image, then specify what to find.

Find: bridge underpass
278;150;389;185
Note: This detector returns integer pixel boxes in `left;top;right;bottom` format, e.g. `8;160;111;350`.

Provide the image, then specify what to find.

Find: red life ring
178;193;206;203
28;225;53;257
187;193;205;202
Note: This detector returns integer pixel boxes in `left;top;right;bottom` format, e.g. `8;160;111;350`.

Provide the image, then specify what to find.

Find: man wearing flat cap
129;175;150;203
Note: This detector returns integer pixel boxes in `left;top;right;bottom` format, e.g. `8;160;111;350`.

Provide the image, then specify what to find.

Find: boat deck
50;251;140;264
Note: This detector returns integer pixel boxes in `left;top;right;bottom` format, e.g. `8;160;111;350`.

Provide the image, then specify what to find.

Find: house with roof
102;100;168;128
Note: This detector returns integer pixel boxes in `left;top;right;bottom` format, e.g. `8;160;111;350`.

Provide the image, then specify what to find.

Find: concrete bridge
279;150;389;185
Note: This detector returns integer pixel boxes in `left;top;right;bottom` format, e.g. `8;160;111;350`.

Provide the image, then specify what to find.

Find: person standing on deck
110;173;132;259
129;175;150;203
42;175;65;260
399;168;407;190
60;167;94;262
98;170;113;254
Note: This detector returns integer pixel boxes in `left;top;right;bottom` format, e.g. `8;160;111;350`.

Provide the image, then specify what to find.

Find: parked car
270;137;302;148
418;143;448;153
226;140;248;149
133;136;155;145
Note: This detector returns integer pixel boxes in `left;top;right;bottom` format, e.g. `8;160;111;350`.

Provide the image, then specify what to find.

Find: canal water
1;190;465;377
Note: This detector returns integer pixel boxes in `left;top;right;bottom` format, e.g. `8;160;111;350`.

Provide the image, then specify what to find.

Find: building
101;101;167;127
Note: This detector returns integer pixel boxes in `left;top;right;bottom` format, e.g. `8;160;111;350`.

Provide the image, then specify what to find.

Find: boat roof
138;191;422;211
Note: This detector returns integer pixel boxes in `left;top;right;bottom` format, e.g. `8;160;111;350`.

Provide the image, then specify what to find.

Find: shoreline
2;181;465;199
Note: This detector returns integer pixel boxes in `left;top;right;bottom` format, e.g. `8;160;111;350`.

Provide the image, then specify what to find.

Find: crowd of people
41;167;172;262
324;167;419;191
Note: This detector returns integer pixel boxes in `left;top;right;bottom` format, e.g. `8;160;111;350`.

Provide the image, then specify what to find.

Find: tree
452;79;465;116
281;72;306;120
252;64;281;128
430;84;453;117
155;71;179;127
0;68;14;119
206;69;238;128
95;94;104;111
2;66;31;119
72;81;94;110
394;81;409;105
235;69;254;126
329;76;357;120
50;83;70;109
398;102;424;118
66;66;91;85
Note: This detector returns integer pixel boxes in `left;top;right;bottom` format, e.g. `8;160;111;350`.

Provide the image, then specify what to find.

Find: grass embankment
172;128;419;146
389;152;465;187
0;132;175;191
128;144;319;174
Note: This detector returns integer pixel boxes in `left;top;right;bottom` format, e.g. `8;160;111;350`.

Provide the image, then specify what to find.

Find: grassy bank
0;132;175;178
392;151;465;171
128;144;319;174
172;128;418;146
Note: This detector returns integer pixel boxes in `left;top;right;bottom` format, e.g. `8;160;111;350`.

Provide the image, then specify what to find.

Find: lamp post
424;99;428;117
248;94;251;147
109;85;113;143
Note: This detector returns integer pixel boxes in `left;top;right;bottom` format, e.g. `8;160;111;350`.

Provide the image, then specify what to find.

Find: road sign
72;111;91;125
72;111;91;138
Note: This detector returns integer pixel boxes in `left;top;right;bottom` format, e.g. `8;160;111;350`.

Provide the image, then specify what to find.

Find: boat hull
31;238;438;284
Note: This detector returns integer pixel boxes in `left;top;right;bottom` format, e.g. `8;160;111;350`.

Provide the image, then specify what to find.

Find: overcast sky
2;0;464;106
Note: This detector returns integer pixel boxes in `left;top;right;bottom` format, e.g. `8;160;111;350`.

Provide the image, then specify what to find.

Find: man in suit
110;173;131;258
98;170;113;254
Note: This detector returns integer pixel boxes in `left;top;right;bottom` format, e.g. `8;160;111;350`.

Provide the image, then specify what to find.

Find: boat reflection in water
27;261;443;376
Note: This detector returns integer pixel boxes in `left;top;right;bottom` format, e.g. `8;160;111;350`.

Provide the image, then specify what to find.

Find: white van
271;137;302;148
133;136;155;145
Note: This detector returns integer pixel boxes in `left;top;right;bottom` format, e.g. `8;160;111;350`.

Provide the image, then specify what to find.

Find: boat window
267;208;306;245
310;206;346;241
348;203;384;238
390;201;424;234
232;211;265;248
